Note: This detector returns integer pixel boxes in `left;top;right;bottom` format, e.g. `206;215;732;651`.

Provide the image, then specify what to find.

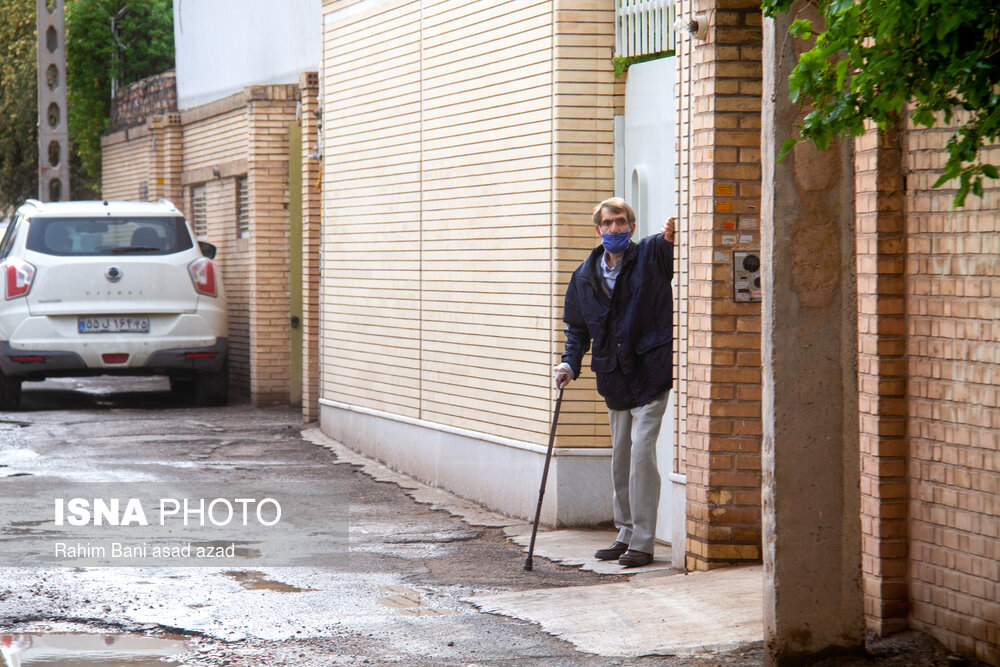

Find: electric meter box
733;251;762;302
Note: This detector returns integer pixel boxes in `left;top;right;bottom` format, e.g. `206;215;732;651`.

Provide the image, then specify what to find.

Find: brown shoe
594;541;629;560
618;549;653;567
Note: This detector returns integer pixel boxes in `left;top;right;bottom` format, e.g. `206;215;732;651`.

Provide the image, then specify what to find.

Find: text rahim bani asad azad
54;497;281;527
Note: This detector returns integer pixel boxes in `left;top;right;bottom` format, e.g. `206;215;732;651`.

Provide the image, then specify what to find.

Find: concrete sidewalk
473;526;763;658
305;428;764;659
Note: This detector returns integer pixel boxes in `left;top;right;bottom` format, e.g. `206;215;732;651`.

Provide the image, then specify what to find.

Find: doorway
614;56;686;568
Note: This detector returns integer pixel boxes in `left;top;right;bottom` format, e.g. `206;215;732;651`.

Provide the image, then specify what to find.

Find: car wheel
194;358;229;407
0;372;22;411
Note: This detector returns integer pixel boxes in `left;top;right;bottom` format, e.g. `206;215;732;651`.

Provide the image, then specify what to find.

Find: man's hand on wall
661;217;676;244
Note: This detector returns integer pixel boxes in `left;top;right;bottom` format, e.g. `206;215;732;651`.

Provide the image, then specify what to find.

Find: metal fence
615;0;678;58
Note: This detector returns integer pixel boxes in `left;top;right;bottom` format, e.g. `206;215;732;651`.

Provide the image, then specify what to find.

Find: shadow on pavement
15;377;242;413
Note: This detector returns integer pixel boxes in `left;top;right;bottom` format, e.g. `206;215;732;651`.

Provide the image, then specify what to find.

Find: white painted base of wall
653;390;688;569
319;399;614;527
663;473;688;569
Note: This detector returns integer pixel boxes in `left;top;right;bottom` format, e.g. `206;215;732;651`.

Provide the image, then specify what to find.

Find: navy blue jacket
561;233;674;410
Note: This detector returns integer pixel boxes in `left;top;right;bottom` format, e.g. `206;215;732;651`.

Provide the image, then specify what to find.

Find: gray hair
592;197;636;226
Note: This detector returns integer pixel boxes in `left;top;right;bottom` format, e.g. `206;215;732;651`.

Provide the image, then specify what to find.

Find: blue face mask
601;230;631;255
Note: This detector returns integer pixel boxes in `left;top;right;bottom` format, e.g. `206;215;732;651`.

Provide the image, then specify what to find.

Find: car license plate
78;316;150;334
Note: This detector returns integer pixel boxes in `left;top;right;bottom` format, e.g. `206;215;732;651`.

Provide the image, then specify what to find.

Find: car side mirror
199;241;217;259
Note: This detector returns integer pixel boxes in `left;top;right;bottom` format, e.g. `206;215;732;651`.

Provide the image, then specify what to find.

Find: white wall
173;0;321;109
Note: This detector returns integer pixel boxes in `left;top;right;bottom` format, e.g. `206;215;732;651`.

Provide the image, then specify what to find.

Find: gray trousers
608;393;668;553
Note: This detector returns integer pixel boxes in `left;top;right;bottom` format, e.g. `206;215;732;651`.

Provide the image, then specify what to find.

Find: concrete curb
302;427;519;529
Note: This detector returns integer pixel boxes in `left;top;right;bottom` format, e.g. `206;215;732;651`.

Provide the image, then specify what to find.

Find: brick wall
104;85;299;405
855;120;909;635
102;112;183;206
179;101;252;397
299;72;322;422
201;174;251;396
683;0;763;571
674;0;694;482
101;125;152;201
178;86;298;405
246;85;297;405
109;70;177;132
905;119;1000;664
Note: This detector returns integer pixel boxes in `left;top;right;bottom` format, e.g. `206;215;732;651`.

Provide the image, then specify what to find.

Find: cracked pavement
0;377;765;666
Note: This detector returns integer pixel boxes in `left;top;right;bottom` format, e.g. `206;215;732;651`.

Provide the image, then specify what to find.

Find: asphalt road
0;376;767;667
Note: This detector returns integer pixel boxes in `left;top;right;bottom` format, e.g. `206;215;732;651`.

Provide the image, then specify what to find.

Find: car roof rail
23;199;42;209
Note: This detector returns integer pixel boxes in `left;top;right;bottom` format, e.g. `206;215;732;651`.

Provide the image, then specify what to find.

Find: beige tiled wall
320;0;617;447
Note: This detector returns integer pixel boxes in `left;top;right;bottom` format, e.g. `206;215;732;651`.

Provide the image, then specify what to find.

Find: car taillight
188;258;217;297
102;353;130;364
4;259;35;299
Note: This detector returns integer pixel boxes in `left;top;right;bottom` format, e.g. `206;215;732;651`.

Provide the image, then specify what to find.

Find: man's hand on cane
553;363;572;389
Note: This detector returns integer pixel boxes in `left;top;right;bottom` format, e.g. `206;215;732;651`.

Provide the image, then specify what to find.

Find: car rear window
26;217;194;256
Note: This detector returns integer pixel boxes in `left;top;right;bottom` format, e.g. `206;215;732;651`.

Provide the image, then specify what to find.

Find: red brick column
855;121;909;634
684;0;764;571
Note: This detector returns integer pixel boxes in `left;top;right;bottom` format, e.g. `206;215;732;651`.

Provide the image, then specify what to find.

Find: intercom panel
733;251;761;303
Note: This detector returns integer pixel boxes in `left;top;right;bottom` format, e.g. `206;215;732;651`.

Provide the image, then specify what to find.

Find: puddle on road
0;632;187;666
223;570;315;592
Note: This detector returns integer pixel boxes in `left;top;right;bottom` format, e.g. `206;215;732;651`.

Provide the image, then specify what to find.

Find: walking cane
524;387;564;571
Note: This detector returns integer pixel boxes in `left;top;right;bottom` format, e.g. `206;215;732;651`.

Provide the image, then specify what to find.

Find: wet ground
0;377;979;666
0;377;755;666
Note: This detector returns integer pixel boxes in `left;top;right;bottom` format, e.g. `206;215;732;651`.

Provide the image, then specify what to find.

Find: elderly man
554;197;675;567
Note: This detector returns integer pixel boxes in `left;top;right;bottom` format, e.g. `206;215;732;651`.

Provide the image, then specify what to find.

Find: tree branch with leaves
762;0;1000;207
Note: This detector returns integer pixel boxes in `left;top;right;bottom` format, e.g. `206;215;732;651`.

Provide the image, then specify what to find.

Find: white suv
0;199;228;410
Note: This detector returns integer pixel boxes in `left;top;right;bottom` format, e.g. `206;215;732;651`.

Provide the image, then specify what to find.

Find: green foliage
66;0;174;195
762;0;1000;207
0;0;39;211
0;0;173;206
612;50;675;78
